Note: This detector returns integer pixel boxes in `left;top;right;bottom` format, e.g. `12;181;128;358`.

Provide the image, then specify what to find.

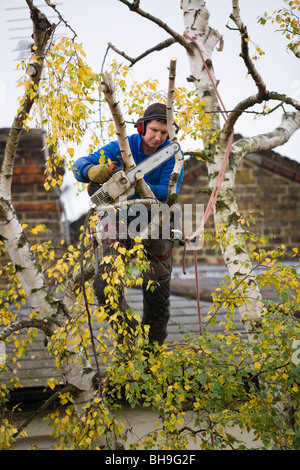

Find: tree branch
0;2;55;198
231;112;300;165
230;0;267;96
100;71;135;170
268;91;300;112
134;170;156;199
12;384;75;439
221;93;268;141
100;71;155;199
117;0;193;53
44;0;77;39
0;317;57;341
166;58;184;201
222;1;300;142
222;91;300;142
108;38;176;66
218;0;271;141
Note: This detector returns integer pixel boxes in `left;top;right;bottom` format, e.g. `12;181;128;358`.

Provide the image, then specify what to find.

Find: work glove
87;164;113;184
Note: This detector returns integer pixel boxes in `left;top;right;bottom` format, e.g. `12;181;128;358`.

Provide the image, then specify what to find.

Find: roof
246;151;300;183
2;268;247;390
4;258;295;391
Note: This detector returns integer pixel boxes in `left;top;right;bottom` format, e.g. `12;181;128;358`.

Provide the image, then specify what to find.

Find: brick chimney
0;128;68;287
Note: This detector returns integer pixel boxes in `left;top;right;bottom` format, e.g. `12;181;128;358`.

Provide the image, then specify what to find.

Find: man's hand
87;165;113;184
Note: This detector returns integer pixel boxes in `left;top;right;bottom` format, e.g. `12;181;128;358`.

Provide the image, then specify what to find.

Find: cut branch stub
166;58;184;201
100;71;135;170
100;71;155;199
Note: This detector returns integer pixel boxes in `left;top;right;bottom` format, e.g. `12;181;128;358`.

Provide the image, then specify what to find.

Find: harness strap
149;247;173;263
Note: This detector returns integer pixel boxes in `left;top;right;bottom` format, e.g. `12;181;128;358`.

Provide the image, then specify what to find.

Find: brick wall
173;150;300;268
0;128;66;288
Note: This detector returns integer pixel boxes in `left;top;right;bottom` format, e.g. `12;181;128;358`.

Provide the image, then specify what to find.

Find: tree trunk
181;0;264;331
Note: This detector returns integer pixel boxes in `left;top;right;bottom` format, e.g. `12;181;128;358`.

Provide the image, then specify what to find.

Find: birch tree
0;0;300;450
114;0;300;334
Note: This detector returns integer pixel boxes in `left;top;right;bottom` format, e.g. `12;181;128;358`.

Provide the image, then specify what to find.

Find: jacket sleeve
72;141;121;183
145;152;184;201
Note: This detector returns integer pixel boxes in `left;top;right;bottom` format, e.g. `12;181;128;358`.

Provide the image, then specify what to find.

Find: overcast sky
0;0;299;220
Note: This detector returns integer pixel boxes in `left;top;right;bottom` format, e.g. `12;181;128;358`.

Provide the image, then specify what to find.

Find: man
72;103;184;346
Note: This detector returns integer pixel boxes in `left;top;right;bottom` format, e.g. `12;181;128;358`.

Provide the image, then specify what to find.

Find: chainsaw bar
126;141;180;183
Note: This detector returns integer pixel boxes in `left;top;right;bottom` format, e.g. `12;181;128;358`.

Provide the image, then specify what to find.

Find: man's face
141;119;168;154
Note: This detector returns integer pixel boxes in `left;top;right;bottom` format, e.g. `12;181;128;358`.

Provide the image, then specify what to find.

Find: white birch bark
181;0;222;129
167;58;184;201
100;71;135;170
232;112;300;164
100;71;155;199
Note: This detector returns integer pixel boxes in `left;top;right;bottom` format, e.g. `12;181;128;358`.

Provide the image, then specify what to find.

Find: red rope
182;31;234;334
186;129;234;241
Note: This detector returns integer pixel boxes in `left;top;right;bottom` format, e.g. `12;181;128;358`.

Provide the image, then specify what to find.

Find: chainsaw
88;142;180;210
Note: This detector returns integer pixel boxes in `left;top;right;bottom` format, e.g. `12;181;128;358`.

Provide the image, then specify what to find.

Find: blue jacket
72;133;184;201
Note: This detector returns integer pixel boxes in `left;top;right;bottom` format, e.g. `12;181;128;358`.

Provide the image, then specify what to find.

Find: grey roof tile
1;286;246;388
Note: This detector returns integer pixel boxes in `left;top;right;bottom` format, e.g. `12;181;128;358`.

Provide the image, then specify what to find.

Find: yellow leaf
118;246;126;255
47;378;57;390
31;224;45;235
